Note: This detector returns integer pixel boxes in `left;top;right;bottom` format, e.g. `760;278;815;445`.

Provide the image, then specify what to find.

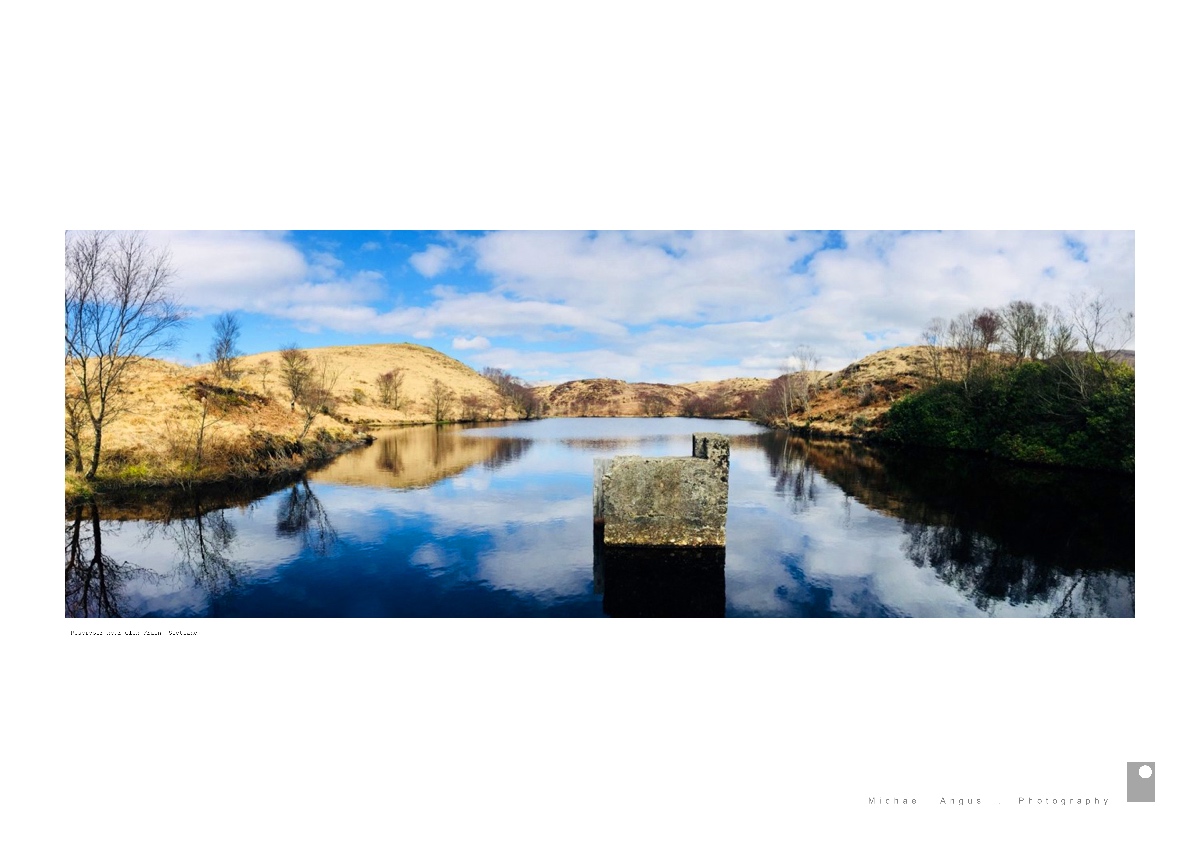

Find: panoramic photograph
64;229;1135;618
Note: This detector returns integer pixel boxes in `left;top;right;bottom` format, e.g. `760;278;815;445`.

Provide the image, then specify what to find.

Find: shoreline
65;432;375;509
66;403;1131;510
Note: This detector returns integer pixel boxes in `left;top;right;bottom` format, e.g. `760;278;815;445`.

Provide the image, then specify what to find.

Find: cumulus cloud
409;244;455;277
153;229;1135;383
474;229;1133;377
150;230;308;312
471;346;651;383
309;250;344;281
474;229;826;325
452;335;491;351
150;231;390;327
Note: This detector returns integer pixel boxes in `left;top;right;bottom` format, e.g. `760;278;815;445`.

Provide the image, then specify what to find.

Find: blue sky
150;230;1135;385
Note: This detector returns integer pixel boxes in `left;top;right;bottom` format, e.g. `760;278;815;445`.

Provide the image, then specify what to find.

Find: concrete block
596;433;729;547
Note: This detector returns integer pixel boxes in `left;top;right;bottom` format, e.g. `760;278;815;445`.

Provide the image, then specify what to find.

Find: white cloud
150;231;390;326
375;231;1136;379
458;230;1131;378
150;230;308;312
308;250;344;281
471;346;649;383
152;229;1135;383
409;244;455;277
452;335;491;351
352;290;628;342
470;230;1136;378
474;230;825;326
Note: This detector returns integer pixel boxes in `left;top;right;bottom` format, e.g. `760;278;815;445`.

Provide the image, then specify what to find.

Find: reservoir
65;417;1134;617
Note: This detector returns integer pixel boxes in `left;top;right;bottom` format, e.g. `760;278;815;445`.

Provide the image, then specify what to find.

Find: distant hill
526;347;932;434
238;343;522;426
71;340;1133;495
534;379;695;417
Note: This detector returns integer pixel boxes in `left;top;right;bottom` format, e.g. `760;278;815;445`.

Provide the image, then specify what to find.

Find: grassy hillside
238;343;520;426
69;340;1128;501
64;342;523;500
526;347;928;436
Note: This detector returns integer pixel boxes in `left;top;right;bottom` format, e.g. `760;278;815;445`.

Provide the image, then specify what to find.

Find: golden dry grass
523;348;934;431
804;345;936;434
66;341;942;492
238;342;519;426
64;342;520;486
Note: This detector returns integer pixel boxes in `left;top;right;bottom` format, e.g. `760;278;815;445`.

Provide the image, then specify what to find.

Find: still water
65;418;1134;617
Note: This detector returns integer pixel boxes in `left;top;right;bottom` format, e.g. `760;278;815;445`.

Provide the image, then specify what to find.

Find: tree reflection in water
66;479;344;617
65;502;161;617
900;522;1133;615
759;433;1134;616
157;500;244;604
481;436;531;470
276;479;338;556
63;421;1133;618
758;433;818;511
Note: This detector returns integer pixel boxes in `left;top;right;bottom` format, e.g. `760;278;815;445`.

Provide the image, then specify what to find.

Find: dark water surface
65;418;1134;617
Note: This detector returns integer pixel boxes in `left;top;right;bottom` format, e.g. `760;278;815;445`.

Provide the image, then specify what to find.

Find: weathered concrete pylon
593;433;730;547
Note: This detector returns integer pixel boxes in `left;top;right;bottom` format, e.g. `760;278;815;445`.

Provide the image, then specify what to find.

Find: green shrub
993;433;1064;465
879;359;1133;472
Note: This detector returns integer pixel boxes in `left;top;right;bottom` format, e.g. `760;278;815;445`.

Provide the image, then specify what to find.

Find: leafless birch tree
65;231;183;479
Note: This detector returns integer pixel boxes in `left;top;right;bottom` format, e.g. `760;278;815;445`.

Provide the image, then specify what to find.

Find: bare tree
1000;301;1048;361
209;312;242;380
428;379;457;422
255;359;273;394
947;309;987;394
193;388;212;468
375;368;405;409
1046;305;1076;359
1053;292;1134;404
296;356;342;439
278;345;312;409
1070;291;1134;364
973;309;1002;352
460;393;484;420
778;345;819;425
481;366;538;419
920;317;948;382
65;382;88;473
65;231;183;479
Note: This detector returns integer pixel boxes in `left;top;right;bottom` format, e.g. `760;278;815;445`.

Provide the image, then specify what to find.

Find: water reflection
67;419;1134;618
758;433;819;510
311;425;531;489
65;502;162;617
66;485;345;617
276;480;338;555
757;434;1134;616
593;529;726;617
158;503;245;603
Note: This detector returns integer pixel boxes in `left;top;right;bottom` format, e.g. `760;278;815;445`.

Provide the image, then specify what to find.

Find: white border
12;2;1191;842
